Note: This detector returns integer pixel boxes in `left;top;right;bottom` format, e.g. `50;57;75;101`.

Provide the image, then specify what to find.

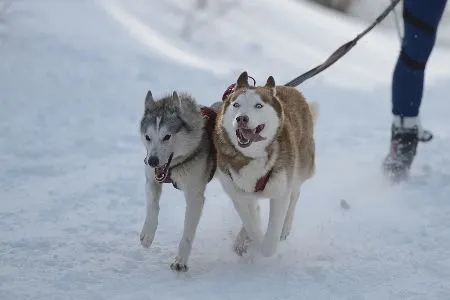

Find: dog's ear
172;91;180;102
265;76;276;88
145;90;155;108
265;76;277;97
173;91;184;111
236;71;249;89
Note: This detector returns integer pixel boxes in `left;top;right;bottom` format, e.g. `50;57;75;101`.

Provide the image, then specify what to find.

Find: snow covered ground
1;0;450;299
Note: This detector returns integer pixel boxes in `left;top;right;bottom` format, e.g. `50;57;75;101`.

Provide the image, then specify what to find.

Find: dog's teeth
239;138;250;145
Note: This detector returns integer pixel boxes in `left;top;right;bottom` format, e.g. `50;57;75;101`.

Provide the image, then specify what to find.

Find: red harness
222;83;236;101
221;83;273;192
156;106;217;189
254;169;272;192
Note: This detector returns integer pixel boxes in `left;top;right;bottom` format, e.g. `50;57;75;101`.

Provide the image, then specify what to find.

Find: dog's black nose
236;115;249;126
147;156;159;167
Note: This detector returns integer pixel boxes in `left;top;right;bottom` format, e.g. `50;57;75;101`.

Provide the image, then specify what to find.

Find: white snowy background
1;0;450;299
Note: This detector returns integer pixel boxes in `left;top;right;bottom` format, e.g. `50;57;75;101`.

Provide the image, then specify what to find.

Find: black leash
284;0;402;87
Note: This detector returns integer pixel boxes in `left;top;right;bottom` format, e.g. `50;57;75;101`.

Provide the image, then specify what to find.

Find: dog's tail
308;101;319;125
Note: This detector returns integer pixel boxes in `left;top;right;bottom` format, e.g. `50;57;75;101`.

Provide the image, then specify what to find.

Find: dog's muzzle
145;153;174;183
235;124;266;148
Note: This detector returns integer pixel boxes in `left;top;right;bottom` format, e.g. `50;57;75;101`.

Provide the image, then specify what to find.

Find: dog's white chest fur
229;154;275;193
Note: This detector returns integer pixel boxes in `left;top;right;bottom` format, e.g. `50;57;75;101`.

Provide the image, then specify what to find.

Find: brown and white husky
213;71;318;257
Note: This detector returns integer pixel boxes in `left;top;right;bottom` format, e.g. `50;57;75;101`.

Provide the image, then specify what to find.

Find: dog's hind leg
140;176;162;248
280;188;300;241
170;188;206;272
233;202;261;256
260;192;291;257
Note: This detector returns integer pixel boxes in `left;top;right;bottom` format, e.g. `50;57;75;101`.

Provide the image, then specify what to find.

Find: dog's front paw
140;224;155;248
233;229;251;256
233;240;249;256
170;258;188;272
280;224;291;241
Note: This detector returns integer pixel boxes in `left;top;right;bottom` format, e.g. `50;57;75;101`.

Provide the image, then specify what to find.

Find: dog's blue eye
255;103;263;109
145;135;151;141
163;134;171;141
233;102;240;108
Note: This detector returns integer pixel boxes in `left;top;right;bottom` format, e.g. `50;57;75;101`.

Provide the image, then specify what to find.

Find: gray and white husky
139;90;218;271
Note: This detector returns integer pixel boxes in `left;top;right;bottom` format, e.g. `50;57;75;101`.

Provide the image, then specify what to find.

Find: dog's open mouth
235;124;266;148
154;153;174;183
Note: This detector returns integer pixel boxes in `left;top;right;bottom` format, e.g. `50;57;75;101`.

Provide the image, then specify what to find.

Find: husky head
140;90;204;175
221;71;283;157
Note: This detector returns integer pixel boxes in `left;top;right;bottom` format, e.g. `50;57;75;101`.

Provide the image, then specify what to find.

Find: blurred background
1;1;450;299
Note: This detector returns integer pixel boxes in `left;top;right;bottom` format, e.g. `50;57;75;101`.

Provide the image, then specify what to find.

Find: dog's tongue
239;128;265;142
240;128;255;140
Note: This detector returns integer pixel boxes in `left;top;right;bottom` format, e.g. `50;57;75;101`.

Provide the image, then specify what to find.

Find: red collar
155;106;217;188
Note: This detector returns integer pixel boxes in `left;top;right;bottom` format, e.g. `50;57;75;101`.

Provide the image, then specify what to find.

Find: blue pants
392;0;447;117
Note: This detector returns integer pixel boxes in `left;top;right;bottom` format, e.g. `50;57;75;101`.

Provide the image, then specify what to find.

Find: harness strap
226;168;273;193
222;83;236;101
254;169;273;192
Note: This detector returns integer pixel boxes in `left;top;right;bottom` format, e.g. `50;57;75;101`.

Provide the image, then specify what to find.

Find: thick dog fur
213;71;318;257
139;90;216;271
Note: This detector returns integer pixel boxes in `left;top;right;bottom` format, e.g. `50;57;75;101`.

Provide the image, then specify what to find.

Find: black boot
382;122;433;182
